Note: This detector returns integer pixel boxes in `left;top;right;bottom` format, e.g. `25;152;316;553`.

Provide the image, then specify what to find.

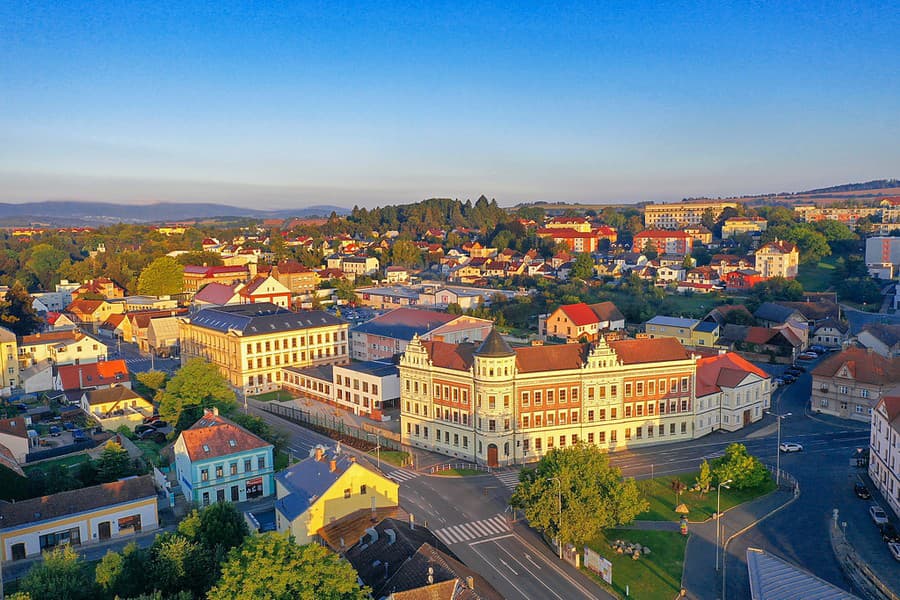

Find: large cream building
401;330;706;467
643;200;739;229
179;303;349;396
0;327;19;397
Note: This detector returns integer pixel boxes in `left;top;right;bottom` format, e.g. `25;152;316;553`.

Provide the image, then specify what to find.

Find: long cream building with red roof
404;329;739;466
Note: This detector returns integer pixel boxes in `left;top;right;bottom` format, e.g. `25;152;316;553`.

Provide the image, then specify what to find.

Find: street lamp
715;478;732;571
366;432;381;469
766;411;791;484
547;476;563;559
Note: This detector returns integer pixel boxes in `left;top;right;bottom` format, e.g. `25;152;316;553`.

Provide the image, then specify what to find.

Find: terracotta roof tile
609;337;690;364
179;410;271;461
812;347;900;385
559;303;600;327
57;360;130;391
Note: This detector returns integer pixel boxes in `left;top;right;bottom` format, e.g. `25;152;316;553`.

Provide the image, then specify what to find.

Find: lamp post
715;478;732;571
766;410;791;484
547;476;563;559
366;432;381;469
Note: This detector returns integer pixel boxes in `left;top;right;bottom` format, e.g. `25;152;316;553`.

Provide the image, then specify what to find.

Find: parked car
798;352;818;361
779;442;803;452
782;374;796;384
870;505;889;526
881;523;900;543
48;425;61;437
150;420;169;430
791;364;806;373
135;424;155;436
137;429;166;443
773;377;784;386
142;415;160;425
810;345;828;354
63;422;76;431
854;482;871;499
889;541;900;561
72;429;88;442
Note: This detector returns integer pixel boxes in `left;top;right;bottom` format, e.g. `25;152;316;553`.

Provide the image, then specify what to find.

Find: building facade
722;217;768;239
694;352;770;436
400;330;700;467
812;348;900;422
633;230;694;257
282;360;400;420
179;303;349;396
755;240;799;279
0;327;19;397
174;408;274;506
643;200;739;229
869;393;900;520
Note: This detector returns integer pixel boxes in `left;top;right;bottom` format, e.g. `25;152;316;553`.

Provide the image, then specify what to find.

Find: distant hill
799;179;900;195
0;201;348;226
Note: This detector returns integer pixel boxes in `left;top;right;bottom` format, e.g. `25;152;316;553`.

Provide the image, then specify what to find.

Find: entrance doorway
743;409;751;426
487;444;499;468
98;521;111;540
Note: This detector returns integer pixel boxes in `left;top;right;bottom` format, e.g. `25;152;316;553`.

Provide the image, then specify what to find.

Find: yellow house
0;475;158;561
274;448;399;545
0;326;19;397
80;386;154;430
644;316;720;348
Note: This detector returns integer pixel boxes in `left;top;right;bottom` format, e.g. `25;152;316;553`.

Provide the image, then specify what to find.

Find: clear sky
2;1;898;209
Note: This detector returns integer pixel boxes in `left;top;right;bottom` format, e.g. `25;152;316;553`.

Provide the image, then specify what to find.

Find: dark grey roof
694;321;720;334
351;308;454;342
338;361;398;378
475;329;515;357
754;302;800;324
188;303;345;335
746;548;859;600
282;364;334;383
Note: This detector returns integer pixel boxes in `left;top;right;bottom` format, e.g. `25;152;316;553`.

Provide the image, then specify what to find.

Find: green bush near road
583;528;687;600
638;470;776;522
368;449;410;467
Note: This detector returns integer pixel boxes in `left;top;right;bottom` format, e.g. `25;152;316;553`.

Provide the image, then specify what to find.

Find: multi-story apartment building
400;330;701;467
812;348;900;422
182;265;251;296
178;302;349;396
536;225;618;253
0;327;19;397
754;240;799;279
643;200;739;229
722;217;768;239
18;330;107;368
865;237;900;279
282;360;400;420
633;230;693;257
869;392;900;519
269;261;318;295
694;351;770;435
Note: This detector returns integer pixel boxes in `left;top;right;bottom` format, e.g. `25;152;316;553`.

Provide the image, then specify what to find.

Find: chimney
329;459;337;472
409;514;415;530
466;576;475;591
315;447;324;462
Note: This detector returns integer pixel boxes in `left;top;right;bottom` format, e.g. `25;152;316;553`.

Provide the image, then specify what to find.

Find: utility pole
766;411;791;484
715;479;732;571
547;476;563;560
367;432;381;468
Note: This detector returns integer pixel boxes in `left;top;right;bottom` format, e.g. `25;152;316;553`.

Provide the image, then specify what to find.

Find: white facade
869;396;900;520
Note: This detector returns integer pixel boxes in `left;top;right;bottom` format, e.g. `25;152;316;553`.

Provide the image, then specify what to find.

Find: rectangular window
588;432;594;444
588;410;594;422
599;408;606;420
636;404;644;417
230;463;237;476
244;459;251;472
201;469;209;481
610;430;617;442
625;405;632;418
681;422;687;433
610;407;617;419
598;431;606;442
344;488;351;499
522;391;530;407
535;438;542;451
648;403;655;415
648;380;655;395
523;415;530;428
571;388;578;401
636;382;643;396
598;386;606;399
560;435;566;447
258;456;265;469
625;383;632;397
610;385;618;397
547;390;554;404
681;377;689;392
534;391;542;405
547;414;555;426
670;423;676;434
625;428;632;440
559;389;566;403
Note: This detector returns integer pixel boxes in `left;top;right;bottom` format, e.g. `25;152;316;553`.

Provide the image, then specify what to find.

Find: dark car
72;429;88;442
137;429;166;443
150;420;169;430
791;364;806;373
881;523;900;543
782;374;796;384
48;425;61;437
854;482;871;499
135;424;155;436
63;421;76;431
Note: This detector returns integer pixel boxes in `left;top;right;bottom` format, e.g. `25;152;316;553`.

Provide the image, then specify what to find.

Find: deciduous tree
510;444;648;550
158;358;237;429
711;443;770;490
137;256;184;296
0;280;43;336
20;545;96;600
96;440;132;482
209;533;369;600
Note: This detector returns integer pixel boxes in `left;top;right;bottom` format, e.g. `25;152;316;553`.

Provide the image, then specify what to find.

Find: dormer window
203;444;210;452
228;440;236;447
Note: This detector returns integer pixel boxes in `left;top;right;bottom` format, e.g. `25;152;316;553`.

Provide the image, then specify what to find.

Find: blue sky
1;1;898;209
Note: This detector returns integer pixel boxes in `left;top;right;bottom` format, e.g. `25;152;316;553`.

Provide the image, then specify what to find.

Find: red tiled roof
20;330;83;346
66;299;105;315
194;282;238;304
758;240;798;254
812;347;900;385
609;337;690;364
559;303;601;327
515;344;586;373
634;229;691;240
0;417;30;439
696;352;769;397
57;360;130;391
180;410;271;461
422;341;476;371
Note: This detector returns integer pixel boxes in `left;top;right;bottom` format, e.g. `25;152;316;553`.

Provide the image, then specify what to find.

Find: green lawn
433;467;484;477
24;453;90;475
638;471;776;522
275;449;292;471
133;440;164;466
369;449;410;467
583;528;687;600
250;390;297;402
796;256;839;291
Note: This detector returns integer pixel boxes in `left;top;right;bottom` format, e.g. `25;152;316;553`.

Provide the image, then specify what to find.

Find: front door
743;409;751;426
487;444;499;468
11;543;25;561
98;521;111;540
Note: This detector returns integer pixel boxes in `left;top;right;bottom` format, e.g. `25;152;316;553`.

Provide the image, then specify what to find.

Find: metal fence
428;462;493;474
26;439;99;463
261;402;405;453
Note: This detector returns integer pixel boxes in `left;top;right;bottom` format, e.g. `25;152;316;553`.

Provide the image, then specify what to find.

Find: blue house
173;407;274;506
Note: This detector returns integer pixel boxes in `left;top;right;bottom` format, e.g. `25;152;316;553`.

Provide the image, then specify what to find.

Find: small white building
282;360;400;420
694;351;771;436
0;475;159;561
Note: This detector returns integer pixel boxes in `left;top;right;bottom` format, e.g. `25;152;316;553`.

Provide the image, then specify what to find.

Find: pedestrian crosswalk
433;514;510;545
494;470;521;491
385;468;419;483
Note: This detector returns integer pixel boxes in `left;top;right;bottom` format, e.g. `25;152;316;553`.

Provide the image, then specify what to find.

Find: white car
889;541;900;561
870;505;889;526
779;442;803;453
